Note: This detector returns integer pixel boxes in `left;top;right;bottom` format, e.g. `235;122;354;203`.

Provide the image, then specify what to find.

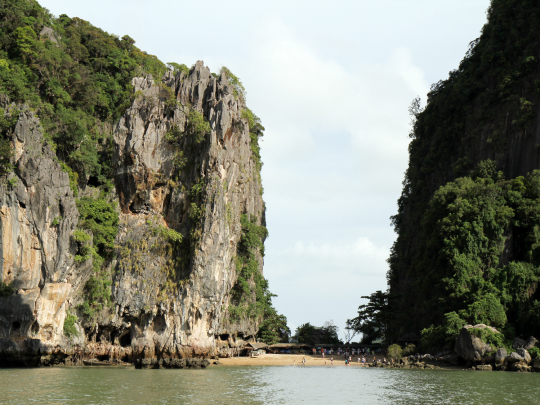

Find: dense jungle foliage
418;166;540;350
75;196;119;318
0;0;169;185
358;0;540;350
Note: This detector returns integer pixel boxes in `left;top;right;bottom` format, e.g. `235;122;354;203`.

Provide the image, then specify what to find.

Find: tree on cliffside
347;291;393;345
257;305;290;345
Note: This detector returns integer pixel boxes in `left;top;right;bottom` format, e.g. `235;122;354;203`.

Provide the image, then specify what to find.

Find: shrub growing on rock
76;197;119;258
468;294;507;329
63;312;78;338
387;344;403;360
0;281;15;297
402;343;416;356
529;347;540;359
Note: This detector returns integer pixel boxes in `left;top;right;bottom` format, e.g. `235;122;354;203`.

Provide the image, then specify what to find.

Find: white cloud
247;19;428;336
285;237;388;265
267;235;390;336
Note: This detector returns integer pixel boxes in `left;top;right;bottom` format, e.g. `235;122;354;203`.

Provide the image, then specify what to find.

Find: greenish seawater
0;366;538;404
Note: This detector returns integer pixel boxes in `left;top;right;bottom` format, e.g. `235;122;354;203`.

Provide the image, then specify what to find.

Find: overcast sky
40;0;492;339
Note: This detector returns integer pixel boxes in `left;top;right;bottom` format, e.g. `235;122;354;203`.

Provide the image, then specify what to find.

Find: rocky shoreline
391;324;540;373
0;337;244;368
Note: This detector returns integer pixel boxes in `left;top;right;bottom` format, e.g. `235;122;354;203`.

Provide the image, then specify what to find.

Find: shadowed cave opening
119;332;132;348
87;176;100;187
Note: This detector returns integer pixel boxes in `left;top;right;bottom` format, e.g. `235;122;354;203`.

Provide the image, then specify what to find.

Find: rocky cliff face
0;101;90;365
0;62;266;366
387;0;540;340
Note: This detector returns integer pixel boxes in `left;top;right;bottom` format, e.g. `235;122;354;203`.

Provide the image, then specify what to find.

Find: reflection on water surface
0;366;538;404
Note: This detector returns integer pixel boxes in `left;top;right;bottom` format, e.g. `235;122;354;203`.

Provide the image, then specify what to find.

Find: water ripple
0;366;538;404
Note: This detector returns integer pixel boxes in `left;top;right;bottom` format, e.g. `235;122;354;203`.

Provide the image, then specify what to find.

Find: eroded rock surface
455;324;499;362
105;62;264;360
494;347;507;369
0;104;90;366
513;336;537;350
0;62;266;366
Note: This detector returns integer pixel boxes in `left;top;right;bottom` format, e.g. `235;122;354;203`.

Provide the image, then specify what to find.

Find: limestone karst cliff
381;0;540;348
107;63;266;360
0;100;90;365
0;0;280;367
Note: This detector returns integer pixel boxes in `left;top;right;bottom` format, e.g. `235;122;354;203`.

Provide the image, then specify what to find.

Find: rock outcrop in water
0;61;266;366
454;325;498;363
107;62;265;360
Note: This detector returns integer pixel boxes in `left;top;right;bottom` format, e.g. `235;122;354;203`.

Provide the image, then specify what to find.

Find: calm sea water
0;366;538;404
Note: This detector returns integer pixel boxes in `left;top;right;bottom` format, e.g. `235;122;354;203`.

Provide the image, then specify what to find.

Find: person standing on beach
331;357;333;365
302;357;306;366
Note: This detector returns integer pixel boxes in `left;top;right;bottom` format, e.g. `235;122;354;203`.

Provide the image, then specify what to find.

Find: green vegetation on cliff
1;0;283;337
63;311;79;338
229;214;269;318
0;280;14;297
0;106;18;176
417;169;540;349
369;0;540;349
0;0;167;185
74;196;119;318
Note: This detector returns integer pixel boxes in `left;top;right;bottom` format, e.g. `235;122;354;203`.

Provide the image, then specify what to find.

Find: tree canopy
0;0;168;186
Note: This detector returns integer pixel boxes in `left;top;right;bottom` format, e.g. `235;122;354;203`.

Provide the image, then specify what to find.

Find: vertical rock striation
0;103;89;366
0;61;266;366
109;61;265;359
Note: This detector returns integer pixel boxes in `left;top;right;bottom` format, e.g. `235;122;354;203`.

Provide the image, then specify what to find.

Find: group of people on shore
295;355;395;367
294;345;396;367
319;347;375;359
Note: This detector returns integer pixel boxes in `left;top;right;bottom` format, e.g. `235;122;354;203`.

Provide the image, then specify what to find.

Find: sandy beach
212;353;386;367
